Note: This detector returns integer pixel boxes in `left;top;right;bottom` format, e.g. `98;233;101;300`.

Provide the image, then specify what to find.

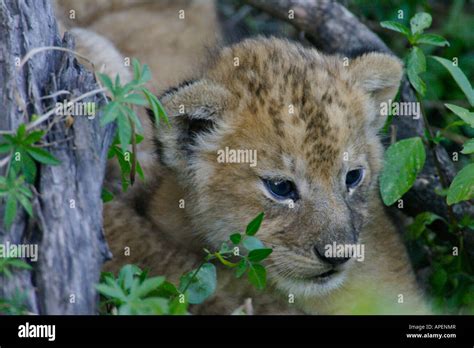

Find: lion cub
54;1;428;314
103;37;428;314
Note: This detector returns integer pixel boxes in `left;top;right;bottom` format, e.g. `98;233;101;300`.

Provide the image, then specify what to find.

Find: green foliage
446;163;474;205
406;212;444;240
98;213;272;314
97;265;179;315
245;212;264;236
0;169;33;228
0;123;61;228
179;263;216;305
99;58;168;193
0;291;28;315
203;212;271;291
0;259;30;313
101;188;114;203
461;139;474;155
380;21;410;36
0;124;60;184
0;258;32;278
379;8;473;314
406;46;427;96
379;137;426;205
107;134;145;191
409;12;432;35
431;57;474;106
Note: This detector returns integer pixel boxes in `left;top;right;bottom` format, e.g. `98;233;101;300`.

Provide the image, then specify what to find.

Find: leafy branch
96;213;272;314
98;58;168;190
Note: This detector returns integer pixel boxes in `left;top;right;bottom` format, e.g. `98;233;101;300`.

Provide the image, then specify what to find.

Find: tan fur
54;1;428;314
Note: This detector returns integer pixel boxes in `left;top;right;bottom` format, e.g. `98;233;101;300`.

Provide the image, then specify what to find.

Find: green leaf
135;276;165;298
406;47;426;96
142;89;160;124
142;89;169;125
152;281;180;298
140;64;152;84
0;143;12;153
235;259;247;278
118;264;141;291
410;12;432;34
100;101;119;126
23;130;45;145
242;236;265;251
248;263;266;290
17;124;26;139
101;188;114;203
407;212;444;240
154;97;170;125
248;248;273;262
179;263;216;305
122;94;148;106
115;74;122;91
3;259;32;271
380;137;426;205
19;151;37;184
98;73;115;94
132;58;141;81
4;194;17;228
230;233;242;244
447;163;474;205
26;147;60;165
17;193;33;217
246;212;264;236
431;56;474;107
461;139;474;154
96;283;127;302
380;21;411;37
415;34;449;47
121;105;143;133
135;297;169;314
117;112;132;151
444;104;474;127
135;159;145;181
168;296;188;315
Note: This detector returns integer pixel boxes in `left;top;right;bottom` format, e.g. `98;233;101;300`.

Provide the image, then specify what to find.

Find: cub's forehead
208;38;368;176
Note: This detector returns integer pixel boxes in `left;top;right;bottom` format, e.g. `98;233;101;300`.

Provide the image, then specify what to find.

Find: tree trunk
0;0;113;314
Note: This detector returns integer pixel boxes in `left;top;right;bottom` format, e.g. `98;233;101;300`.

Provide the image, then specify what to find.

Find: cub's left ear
349;53;403;127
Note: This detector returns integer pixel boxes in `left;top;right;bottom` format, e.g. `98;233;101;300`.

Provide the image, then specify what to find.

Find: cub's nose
313;245;351;266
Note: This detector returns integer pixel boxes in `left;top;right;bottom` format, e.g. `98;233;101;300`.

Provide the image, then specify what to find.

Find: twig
39;90;71;100
18;46;95;71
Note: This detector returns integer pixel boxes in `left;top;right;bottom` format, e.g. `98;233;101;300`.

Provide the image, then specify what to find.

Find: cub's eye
345;168;364;190
262;178;299;201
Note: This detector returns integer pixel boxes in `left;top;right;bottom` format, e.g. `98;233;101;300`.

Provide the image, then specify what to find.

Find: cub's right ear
348;52;403;130
150;79;233;170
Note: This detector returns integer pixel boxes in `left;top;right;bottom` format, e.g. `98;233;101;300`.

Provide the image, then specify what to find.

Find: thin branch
18;46;95;71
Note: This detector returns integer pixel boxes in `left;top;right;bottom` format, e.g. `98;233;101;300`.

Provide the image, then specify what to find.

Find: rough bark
0;0;113;314
243;0;474;225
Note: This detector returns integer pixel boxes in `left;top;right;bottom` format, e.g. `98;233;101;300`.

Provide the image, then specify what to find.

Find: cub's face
156;38;402;297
